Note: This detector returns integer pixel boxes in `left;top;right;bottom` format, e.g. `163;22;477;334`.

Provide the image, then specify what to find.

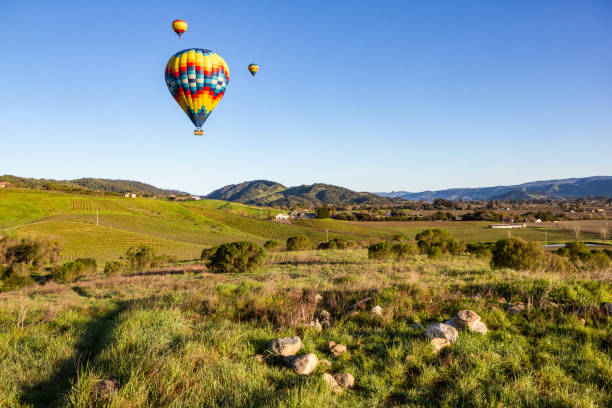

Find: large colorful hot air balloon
172;19;187;38
165;49;230;135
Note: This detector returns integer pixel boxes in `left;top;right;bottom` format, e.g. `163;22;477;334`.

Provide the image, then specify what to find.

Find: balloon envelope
165;49;230;131
172;19;187;38
248;63;259;76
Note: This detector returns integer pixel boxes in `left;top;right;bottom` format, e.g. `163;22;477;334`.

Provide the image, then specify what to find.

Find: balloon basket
194;129;203;136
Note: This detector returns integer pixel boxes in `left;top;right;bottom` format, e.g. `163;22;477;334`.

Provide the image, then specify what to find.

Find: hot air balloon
165;48;230;135
172;19;187;38
248;63;259;77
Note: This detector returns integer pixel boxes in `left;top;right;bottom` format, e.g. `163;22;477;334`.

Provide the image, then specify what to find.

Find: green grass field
0;188;604;265
0;250;610;407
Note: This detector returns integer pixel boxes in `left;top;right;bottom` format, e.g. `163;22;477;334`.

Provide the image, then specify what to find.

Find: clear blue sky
1;1;610;195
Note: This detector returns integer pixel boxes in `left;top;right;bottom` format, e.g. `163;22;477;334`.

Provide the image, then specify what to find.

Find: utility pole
96;211;99;226
326;229;329;242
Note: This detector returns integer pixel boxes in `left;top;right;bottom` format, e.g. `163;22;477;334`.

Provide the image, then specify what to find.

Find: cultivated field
0;189;604;264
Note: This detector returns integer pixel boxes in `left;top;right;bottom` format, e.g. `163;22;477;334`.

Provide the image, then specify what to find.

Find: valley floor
1;250;611;407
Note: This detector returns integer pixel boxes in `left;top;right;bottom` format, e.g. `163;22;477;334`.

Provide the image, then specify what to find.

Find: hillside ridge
377;176;612;201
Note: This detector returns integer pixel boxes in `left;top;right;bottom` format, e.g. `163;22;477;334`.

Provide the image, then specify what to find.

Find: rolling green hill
0;188;586;263
206;180;400;208
0;175;186;197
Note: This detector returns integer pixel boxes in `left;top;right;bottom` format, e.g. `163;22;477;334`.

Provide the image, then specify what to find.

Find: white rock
425;323;458;343
323;373;343;394
290;353;318;375
333;373;355;389
371;305;384;317
430;337;451;353
269;336;303;357
328;341;347;357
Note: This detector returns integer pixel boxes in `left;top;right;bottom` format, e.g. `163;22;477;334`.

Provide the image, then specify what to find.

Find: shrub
104;260;127;276
546;253;577;274
318;238;353;250
368;242;393;259
263;240;279;251
558;242;592;262
200;247;217;261
491;237;547;271
207;241;266;274
427;246;444;258
416;229;463;256
391;234;405;242
75;258;97;274
125;245;157;271
51;260;90;283
0;262;34;291
466;242;492;258
585;251;610;271
392;243;418;259
286;236;312;251
2;238;62;267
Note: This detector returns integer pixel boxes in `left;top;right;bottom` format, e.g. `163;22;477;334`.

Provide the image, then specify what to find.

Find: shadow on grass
19;301;126;408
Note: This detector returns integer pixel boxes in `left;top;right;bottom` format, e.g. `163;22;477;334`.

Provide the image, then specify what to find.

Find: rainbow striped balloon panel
165;49;229;128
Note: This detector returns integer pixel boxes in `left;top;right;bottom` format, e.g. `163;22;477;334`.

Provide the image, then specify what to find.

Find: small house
274;213;291;223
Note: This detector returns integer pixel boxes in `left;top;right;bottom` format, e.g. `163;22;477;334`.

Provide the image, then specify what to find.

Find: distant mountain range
206;180;399;207
0;175;186;197
377;176;612;201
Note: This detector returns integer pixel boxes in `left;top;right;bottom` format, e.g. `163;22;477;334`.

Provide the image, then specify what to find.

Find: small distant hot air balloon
248;63;259;77
172;19;187;38
165;48;230;135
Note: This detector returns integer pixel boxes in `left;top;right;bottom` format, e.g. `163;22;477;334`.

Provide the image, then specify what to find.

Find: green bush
51;260;91;283
491;237;547;271
75;258;97;274
585;251;610;271
200;247;217;261
416;229;463;256
0;262;34;291
392;243;418;259
2;237;62;267
368;242;393;259
286;236;312;251
427;246;444;258
558;242;592;262
104;260;127;276
391;234;406;242
207;241;266;274
318;238;353;250
263;240;279;251
125;245;158;271
466;242;493;258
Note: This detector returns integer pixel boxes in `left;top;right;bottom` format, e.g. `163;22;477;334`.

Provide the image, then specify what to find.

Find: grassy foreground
1;250;610;407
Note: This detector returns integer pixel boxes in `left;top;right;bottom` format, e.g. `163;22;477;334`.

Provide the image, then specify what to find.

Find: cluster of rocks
264;334;355;393
305;309;333;330
425;310;487;353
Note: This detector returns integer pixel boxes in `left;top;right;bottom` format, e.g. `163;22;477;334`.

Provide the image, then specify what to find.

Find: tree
316;205;331;219
207;241;265;274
